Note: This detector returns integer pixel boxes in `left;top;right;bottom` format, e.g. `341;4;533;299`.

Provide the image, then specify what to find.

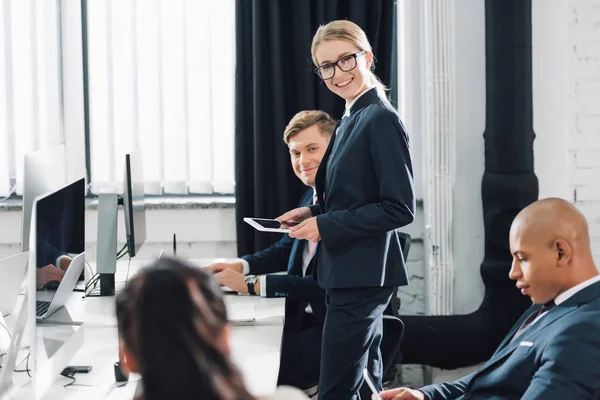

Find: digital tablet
243;217;298;233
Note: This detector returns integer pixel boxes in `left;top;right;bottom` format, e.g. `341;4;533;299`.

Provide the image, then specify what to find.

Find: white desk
6;259;286;399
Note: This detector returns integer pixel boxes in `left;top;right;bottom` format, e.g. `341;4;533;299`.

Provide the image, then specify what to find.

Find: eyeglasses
314;51;367;80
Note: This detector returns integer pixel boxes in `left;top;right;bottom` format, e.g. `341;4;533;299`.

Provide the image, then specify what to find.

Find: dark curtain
235;0;397;255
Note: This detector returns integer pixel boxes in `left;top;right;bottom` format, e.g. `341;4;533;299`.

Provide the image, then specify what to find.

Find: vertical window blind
0;0;235;198
86;0;235;195
0;0;64;197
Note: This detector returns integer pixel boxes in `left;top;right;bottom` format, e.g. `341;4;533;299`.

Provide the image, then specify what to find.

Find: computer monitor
28;177;85;399
123;151;146;257
34;178;85;272
96;150;146;295
21;145;67;252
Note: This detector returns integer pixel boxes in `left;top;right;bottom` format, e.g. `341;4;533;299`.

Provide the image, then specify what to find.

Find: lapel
326;116;357;171
315;88;387;206
315;119;340;207
493;305;538;352
476;281;600;378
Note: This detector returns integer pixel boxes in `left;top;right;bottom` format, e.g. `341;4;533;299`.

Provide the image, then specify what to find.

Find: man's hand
214;269;252;293
377;388;425;400
276;206;312;226
59;257;72;271
288;217;321;242
206;261;244;274
36;264;65;288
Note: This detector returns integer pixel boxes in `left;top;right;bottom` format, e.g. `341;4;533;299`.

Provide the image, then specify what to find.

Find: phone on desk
363;368;383;400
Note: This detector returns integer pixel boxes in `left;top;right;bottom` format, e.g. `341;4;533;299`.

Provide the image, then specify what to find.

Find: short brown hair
283;110;336;144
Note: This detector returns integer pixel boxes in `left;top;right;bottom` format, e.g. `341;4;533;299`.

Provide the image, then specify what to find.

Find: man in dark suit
208;110;335;387
35;182;83;288
379;198;600;400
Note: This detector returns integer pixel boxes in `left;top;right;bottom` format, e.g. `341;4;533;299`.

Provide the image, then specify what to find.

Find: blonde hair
283;110;336;144
311;20;387;92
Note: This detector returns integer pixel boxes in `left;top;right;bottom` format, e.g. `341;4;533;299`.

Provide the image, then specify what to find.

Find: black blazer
310;88;415;289
242;189;325;320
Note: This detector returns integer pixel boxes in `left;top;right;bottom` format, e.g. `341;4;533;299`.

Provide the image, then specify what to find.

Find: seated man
36;193;75;288
208;110;335;388
379;198;600;400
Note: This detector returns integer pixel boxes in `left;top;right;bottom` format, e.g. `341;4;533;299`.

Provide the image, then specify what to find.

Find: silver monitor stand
96;192;121;296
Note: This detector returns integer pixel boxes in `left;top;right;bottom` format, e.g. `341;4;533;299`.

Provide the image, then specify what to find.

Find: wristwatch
245;275;258;295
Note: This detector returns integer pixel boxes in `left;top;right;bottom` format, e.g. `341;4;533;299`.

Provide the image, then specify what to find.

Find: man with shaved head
378;198;600;400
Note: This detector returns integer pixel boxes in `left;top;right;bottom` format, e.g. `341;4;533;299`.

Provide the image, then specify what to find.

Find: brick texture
570;0;600;266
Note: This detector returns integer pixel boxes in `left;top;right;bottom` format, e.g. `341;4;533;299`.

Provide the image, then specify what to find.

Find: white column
532;0;570;201
421;0;456;316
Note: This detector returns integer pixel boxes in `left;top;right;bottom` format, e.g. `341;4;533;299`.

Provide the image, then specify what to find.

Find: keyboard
36;301;51;317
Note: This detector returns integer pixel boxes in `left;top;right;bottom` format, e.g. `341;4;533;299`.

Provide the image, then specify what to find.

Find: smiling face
287;124;330;187
314;39;373;104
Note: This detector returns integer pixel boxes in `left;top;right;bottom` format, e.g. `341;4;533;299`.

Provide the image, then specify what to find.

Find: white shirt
529;274;600;327
343;85;376;118
56;254;71;270
555;274;600;305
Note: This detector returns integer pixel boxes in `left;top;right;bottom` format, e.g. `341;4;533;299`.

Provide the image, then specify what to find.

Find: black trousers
319;286;394;400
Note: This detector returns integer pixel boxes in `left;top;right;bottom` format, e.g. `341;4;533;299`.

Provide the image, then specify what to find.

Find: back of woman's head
311;20;386;92
116;257;254;400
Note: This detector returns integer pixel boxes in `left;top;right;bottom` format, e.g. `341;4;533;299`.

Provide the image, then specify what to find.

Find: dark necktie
307;194;318;262
511;301;556;343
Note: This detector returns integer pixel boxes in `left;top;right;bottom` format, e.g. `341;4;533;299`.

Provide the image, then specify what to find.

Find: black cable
117;379;140;388
63;375;76;388
59;367;95;389
0;186;16;203
85;273;100;295
116;243;127;257
14;353;31;377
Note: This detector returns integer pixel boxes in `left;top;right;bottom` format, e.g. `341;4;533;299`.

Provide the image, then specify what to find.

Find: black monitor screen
123;151;146;257
35;178;85;270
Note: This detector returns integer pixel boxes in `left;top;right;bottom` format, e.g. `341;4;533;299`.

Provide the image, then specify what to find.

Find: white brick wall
569;0;600;261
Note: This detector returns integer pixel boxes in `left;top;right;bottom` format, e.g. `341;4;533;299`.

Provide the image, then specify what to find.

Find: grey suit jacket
420;280;600;400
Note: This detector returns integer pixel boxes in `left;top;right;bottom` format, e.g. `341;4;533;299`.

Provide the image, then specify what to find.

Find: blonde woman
278;20;415;399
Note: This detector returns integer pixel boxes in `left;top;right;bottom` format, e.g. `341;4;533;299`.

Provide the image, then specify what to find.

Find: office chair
381;315;405;379
381;231;411;381
385;231;412;318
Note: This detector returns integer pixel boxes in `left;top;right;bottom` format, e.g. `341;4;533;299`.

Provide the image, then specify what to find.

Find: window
86;0;235;195
0;0;236;198
0;0;64;197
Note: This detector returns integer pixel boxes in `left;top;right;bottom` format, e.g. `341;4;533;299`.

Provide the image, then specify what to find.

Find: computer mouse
44;280;60;290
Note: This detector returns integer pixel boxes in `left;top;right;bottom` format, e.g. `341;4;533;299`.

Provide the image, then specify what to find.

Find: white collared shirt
529;274;600;327
343;86;376;118
554;274;600;305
